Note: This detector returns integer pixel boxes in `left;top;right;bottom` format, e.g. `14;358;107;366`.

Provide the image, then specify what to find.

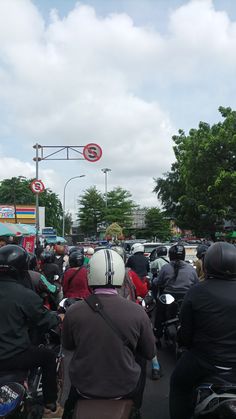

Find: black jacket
0;275;59;360
126;253;150;277
180;278;236;367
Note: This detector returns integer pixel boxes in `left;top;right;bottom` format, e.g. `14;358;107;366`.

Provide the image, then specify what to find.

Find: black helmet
28;252;37;270
40;251;55;264
0;244;29;276
156;246;168;258
169;244;185;261
204;242;236;279
196;244;209;260
69;250;84;268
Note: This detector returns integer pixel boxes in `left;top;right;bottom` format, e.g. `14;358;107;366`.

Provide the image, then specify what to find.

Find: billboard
0;206;15;219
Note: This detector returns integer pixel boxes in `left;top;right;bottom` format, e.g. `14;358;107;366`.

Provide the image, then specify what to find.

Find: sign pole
34;143;40;247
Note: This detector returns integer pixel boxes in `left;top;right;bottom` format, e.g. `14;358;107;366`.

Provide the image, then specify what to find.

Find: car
143;242;163;259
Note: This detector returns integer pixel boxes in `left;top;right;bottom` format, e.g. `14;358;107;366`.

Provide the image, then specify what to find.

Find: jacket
126;253;150;278
0;275;59;360
154;260;198;293
62;293;155;398
180;278;236;367
62;266;91;298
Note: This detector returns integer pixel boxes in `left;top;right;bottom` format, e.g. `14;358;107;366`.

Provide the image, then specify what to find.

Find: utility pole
101;168;111;207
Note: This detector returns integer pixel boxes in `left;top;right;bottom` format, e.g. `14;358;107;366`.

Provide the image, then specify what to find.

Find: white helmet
131;243;144;254
88;249;125;288
86;247;94;256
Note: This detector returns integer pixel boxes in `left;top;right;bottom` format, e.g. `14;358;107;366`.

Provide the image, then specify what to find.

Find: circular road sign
83;143;102;162
30;179;45;194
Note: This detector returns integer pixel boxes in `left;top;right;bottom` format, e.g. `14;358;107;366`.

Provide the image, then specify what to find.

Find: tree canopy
78;186;105;237
145;208;171;241
78;186;136;237
154;107;236;237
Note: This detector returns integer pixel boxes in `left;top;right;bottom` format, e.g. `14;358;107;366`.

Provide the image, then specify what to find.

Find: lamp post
101;168;111;207
62;175;85;238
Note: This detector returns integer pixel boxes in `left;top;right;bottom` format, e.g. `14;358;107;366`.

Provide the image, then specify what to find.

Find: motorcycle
193;370;236;418
157;293;182;353
0;328;63;419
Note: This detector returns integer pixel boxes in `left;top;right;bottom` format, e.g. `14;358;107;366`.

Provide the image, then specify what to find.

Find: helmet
69;250;84;268
40;251;55;264
86;247;94;256
0;245;29;276
131;243;144;254
204;242;236;279
28;252;37;270
169;244;185;261
156;246;168;258
112;246;126;262
196;244;209;260
88;249;125;288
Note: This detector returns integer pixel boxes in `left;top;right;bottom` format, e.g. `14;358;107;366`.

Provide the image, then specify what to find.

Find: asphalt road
141;346;176;419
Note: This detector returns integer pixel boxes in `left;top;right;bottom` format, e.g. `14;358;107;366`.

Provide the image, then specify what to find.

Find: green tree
105;187;136;228
0;176;64;233
154;107;236;237
145;208;171;241
78;186;105;237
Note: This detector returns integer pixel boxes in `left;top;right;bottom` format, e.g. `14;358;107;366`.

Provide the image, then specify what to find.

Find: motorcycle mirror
59;298;67;308
142;299;146;308
159;294;175;305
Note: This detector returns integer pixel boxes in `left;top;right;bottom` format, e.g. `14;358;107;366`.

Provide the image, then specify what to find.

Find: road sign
30;179;45;194
83;143;102;162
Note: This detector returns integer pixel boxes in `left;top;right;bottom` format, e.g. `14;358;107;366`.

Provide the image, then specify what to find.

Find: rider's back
62;294;155;398
180;278;236;367
0;274;58;360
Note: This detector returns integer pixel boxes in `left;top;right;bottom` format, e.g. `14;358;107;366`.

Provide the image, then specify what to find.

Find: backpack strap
84;294;134;352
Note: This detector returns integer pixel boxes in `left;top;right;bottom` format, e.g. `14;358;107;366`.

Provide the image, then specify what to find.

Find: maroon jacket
62;267;91;299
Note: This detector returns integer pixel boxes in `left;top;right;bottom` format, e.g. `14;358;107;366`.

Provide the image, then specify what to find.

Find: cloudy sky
0;0;236;217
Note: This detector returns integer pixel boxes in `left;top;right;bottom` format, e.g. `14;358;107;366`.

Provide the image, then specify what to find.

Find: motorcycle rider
62;249;155;419
154;244;198;343
0;244;60;414
170;241;236;419
62;250;91;298
126;243;150;280
195;244;209;281
150;245;168;280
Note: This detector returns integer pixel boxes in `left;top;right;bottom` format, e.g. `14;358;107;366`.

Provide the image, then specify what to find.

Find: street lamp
101;168;111;207
62;175;85;238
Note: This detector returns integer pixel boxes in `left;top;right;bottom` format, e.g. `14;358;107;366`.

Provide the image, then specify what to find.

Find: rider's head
28;252;37;270
204;241;236;280
169;244;185;261
156;246;168;258
69;250;84;268
0;244;29;279
88;249;125;289
40;251;55;264
131;243;144;254
196;244;209;260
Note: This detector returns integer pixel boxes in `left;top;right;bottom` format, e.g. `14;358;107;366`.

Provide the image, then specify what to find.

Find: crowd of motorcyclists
0;236;236;419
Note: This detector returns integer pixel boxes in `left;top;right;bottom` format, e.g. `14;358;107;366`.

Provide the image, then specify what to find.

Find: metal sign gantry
33;143;102;243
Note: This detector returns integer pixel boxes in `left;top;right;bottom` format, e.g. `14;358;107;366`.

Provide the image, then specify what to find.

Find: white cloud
0;0;236;208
